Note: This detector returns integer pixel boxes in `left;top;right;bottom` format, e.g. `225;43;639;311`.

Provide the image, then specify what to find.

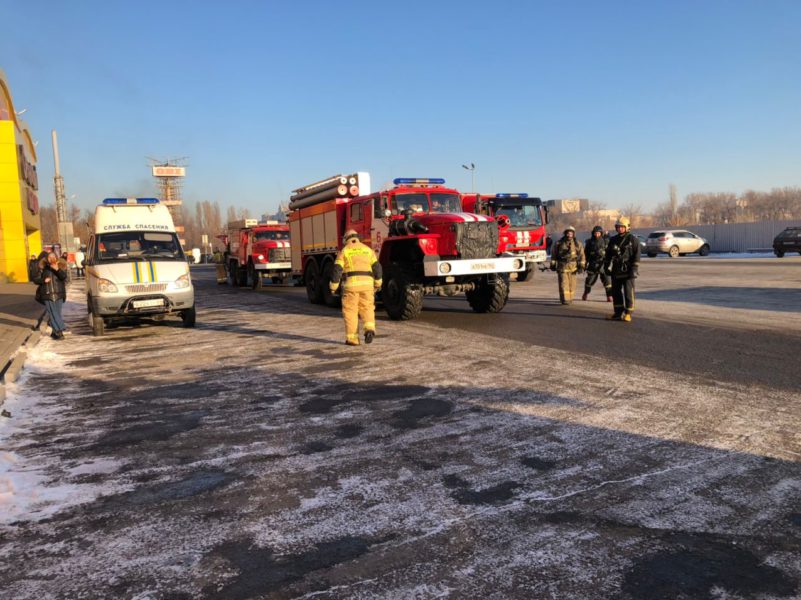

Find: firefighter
603;216;640;322
549;226;586;305
582;225;612;302
330;230;383;345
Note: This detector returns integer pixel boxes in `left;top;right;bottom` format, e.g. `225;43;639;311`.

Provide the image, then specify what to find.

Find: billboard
152;166;186;177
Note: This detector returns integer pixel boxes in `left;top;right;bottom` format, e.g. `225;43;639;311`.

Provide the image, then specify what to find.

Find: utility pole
52;130;74;251
462;163;476;193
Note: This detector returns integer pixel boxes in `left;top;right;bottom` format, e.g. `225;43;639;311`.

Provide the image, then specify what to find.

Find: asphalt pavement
0;259;800;599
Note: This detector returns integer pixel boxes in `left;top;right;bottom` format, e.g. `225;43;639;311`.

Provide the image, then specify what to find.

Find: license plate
132;299;163;309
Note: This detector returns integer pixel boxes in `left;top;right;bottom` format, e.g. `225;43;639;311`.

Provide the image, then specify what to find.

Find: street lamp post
462;163;476;193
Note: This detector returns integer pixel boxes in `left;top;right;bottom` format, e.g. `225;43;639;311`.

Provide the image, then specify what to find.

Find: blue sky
2;0;799;215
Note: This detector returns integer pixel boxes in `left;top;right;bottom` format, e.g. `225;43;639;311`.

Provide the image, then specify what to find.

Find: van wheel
305;259;324;304
775;250;785;258
668;245;680;258
181;306;196;328
698;245;710;256
91;314;105;337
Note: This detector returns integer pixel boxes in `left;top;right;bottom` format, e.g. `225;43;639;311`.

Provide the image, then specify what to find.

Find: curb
0;311;47;407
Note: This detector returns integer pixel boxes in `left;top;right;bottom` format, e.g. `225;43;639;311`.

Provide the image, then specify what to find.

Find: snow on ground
0;273;800;598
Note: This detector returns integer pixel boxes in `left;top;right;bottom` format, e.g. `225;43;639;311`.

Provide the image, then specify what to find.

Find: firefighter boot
622;313;632;322
582;290;589;301
364;330;375;344
606;313;623;321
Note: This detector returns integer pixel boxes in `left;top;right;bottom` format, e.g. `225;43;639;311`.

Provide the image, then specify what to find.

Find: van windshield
94;231;185;262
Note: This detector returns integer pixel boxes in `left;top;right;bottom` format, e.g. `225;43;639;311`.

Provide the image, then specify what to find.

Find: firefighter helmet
343;229;360;244
615;216;631;229
564;226;576;235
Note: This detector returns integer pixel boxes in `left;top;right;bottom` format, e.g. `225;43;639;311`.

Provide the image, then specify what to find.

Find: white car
645;230;710;258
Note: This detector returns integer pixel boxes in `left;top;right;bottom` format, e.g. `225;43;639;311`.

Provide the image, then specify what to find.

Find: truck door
371;195;389;254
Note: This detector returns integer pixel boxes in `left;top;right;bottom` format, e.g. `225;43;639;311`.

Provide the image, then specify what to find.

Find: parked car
635;235;647;255
645;230;710;258
773;227;801;257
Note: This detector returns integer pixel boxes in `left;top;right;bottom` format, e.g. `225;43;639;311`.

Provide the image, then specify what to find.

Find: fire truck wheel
248;263;261;290
181;305;196;328
383;269;423;321
520;264;535;282
321;260;342;308
466;276;509;313
229;261;240;287
305;260;324;304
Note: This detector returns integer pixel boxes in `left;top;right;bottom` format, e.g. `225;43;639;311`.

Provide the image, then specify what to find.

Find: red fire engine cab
223;220;291;289
461;193;549;282
288;174;525;320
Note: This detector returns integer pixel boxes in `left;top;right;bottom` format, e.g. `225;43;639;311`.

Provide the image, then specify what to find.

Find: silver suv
645;230;710;258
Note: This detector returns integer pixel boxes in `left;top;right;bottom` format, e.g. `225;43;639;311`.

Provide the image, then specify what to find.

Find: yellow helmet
343;229;359;244
615;216;631;229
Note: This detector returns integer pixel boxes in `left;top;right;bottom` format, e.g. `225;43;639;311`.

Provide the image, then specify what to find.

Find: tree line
38;185;801;248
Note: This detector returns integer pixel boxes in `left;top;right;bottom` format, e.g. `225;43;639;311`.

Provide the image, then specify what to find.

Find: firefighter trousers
342;289;376;345
610;277;635;316
557;272;577;304
584;269;611;295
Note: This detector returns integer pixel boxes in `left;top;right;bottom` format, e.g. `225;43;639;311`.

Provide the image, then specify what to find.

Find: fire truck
288;174;525;320
222;219;291;289
461;193;549;282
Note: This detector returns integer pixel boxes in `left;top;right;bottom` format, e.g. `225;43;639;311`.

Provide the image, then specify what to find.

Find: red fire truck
222;219;292;289
288;174;525;320
461;193;549;282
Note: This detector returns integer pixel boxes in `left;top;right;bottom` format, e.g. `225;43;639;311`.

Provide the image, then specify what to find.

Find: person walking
550;226;585;305
329;230;382;345
75;247;86;278
582;225;612;302
32;251;69;339
603;216;640;322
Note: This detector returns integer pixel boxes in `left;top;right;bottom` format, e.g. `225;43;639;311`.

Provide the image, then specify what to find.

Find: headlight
175;274;191;289
439;262;452;274
513;259;524;270
98;278;118;293
257;254;265;261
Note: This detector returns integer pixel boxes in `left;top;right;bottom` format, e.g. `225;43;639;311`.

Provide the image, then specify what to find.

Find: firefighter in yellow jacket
549;225;586;304
330;230;383;345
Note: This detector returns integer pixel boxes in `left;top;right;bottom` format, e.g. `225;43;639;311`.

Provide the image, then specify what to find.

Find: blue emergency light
495;193;529;199
102;198;160;205
393;178;446;186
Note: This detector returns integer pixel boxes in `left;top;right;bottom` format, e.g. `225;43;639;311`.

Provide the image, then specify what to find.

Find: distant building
261;202;289;223
545;198;590;215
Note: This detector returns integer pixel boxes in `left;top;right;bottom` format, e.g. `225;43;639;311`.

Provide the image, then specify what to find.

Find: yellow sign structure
0;69;41;283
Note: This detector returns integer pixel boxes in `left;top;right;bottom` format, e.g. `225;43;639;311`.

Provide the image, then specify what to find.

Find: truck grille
455;221;498;259
125;283;168;293
269;248;290;262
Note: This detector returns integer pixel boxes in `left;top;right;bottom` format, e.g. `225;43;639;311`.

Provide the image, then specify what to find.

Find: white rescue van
85;198;195;336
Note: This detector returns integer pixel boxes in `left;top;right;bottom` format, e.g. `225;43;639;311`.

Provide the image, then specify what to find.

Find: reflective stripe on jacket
332;240;382;291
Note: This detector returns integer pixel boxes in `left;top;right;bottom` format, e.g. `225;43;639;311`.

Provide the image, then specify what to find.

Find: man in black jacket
582;225;612;302
32;251;69;339
603;217;640;322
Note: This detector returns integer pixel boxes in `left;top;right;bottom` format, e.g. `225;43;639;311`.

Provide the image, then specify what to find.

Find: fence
576;219;801;253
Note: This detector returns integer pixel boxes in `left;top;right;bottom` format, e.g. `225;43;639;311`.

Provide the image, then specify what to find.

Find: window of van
92;231;185;262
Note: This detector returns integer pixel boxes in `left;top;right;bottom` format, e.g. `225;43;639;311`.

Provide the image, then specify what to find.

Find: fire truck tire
305;260;324;304
321;260;341;308
229;261;240;287
466;276;509;313
383;269;423;321
181;305;196;327
520;264;535;282
248;263;262;290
